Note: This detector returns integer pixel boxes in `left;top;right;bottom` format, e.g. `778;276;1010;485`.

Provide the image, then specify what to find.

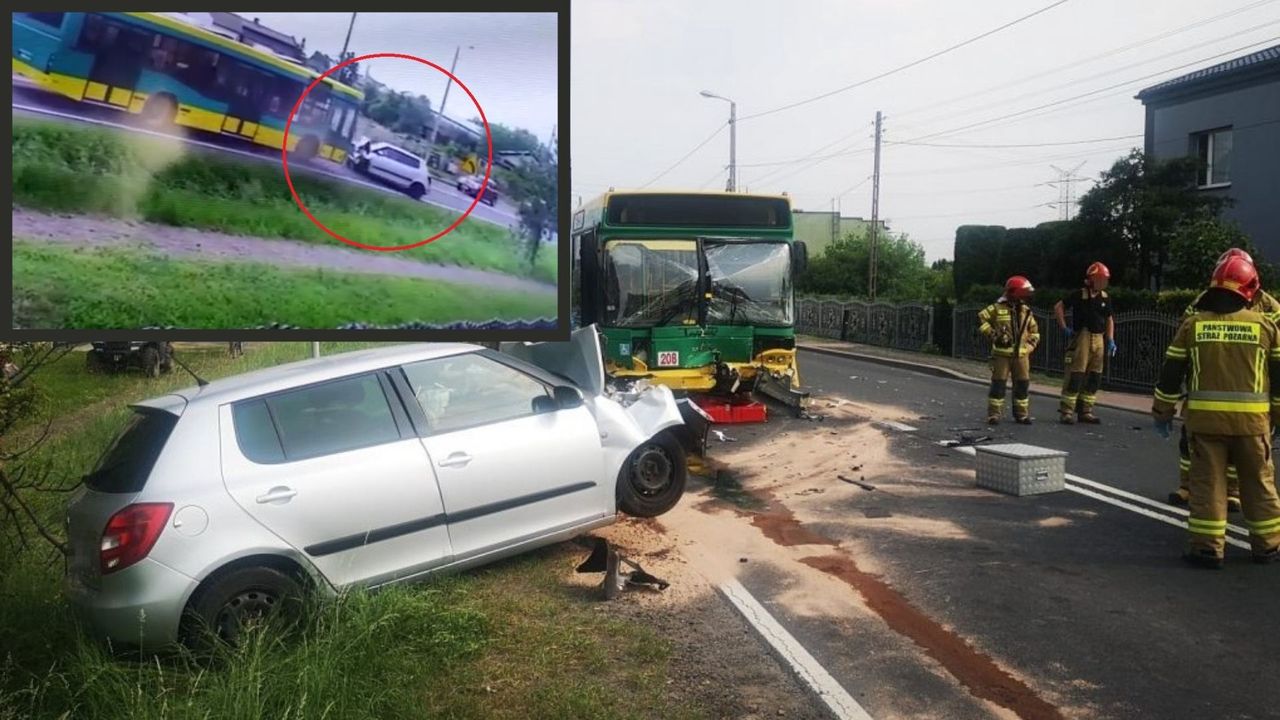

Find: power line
738;144;875;168
886;133;1143;149
738;0;1073;122
893;36;1280;145
884;142;1137;177
890;0;1279;122
639;122;726;188
899;19;1280;132
745;122;874;185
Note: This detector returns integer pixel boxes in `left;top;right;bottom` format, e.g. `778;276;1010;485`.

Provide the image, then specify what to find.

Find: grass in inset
12;242;555;330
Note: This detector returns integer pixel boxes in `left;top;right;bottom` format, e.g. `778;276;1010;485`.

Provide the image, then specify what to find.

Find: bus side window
21;13;65;30
342;105;358;139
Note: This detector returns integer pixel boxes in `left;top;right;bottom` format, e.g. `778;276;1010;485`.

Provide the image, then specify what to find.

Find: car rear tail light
100;503;173;575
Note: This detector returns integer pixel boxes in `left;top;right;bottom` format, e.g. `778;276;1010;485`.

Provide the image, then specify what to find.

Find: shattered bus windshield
603;240;700;327
705;241;793;327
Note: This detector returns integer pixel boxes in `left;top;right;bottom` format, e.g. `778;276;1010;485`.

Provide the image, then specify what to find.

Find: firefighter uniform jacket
1184;288;1280;324
978;300;1039;358
1154;308;1280;436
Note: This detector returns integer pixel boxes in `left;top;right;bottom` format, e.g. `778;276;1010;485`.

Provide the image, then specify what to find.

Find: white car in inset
348;138;432;200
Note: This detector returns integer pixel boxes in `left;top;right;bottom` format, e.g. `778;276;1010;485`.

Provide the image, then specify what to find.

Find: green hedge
961;284;1200;315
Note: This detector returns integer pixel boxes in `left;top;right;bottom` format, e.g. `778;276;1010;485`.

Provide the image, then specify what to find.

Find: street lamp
428;45;476;148
700;90;736;192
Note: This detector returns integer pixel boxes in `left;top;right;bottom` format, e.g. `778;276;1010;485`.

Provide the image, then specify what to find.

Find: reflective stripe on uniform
1178;459;1191;470
1247;517;1280;535
1226;466;1239;479
1188;517;1228;536
1256;349;1266;394
1186;390;1269;413
1080;393;1097;405
1166;345;1189;359
1154;389;1182;404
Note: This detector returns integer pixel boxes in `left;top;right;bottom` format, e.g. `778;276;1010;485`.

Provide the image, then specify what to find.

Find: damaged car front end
500;324;706;517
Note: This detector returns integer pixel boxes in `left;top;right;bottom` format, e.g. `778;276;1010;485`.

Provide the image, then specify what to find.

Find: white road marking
878;420;918;432
12;101;520;225
1064;483;1251;551
1066;473;1248;537
719;578;874;720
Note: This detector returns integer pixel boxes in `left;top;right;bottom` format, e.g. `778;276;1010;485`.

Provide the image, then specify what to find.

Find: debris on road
576;537;670;600
712;430;739;443
839;475;877;491
941;433;993;448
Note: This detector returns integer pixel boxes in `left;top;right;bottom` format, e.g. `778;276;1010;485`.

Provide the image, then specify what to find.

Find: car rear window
85;409;179;493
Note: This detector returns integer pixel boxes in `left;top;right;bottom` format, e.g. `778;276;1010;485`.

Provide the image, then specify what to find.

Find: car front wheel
617;430;687;518
183;566;305;651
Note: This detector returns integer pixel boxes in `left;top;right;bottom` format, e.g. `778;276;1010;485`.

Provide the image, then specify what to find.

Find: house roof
209;12;303;56
1137;43;1280;101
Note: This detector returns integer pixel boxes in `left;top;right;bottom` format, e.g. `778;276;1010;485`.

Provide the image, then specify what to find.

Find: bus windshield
601;238;794;328
603;240;700;328
705;241;793;327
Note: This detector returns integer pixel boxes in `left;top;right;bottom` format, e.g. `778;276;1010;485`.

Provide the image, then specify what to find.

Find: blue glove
1106;338;1118;357
1153;418;1172;439
1063;327;1074;342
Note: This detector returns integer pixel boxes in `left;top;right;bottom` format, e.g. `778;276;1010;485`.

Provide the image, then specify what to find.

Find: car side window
401;354;550;435
232;373;401;463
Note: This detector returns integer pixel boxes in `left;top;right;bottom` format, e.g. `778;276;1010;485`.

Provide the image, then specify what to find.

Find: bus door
77;14;148;97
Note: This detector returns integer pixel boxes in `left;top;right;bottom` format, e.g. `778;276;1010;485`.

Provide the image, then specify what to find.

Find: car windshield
84;409;179;493
704;241;794;327
603;240;701;328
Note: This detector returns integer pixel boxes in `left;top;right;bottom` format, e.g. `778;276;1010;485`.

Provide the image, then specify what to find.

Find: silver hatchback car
65;330;691;649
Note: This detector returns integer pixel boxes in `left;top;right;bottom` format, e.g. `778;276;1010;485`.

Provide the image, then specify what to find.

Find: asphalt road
12;81;523;227
724;349;1280;720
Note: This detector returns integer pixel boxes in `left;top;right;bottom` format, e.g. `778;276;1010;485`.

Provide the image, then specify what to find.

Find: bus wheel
139;94;177;130
293;136;319;162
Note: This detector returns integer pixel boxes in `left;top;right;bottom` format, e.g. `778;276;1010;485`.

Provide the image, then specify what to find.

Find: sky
570;0;1280;262
244;12;558;142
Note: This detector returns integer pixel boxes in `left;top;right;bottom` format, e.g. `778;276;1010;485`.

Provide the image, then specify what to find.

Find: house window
1193;127;1232;187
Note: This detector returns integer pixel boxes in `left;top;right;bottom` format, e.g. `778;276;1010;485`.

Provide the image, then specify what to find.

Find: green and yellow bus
571;191;810;409
12;12;363;164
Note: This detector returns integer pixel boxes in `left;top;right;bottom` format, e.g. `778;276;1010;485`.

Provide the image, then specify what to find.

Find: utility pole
831;197;838;246
311;342;320;359
869;110;883;302
699;90;736;192
340;12;357;58
429;46;472;147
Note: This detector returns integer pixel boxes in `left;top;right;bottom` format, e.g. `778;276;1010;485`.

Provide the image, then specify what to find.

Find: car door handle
255;487;297;504
438;452;473;468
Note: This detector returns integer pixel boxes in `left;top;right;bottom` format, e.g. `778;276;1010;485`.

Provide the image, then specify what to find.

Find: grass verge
12;117;556;284
0;344;700;720
12;242;556;330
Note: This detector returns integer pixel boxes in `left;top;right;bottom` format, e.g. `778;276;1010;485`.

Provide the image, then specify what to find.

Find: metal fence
795;298;935;352
952;303;1181;392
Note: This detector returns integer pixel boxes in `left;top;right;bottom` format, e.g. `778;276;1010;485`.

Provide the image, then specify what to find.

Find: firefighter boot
1182;548;1225;570
1077;372;1103;424
987;377;1007;425
1013;379;1032;424
1060;371;1084;424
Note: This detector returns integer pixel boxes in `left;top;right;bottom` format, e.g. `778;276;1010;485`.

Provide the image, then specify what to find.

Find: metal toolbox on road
974;443;1067;496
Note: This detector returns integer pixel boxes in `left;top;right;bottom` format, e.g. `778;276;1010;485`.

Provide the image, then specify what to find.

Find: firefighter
1055;262;1116;424
978;276;1040;425
1169;248;1280;511
1152;254;1280;568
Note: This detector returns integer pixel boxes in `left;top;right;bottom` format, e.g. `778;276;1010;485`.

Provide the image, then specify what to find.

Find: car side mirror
553;385;584;409
793;242;809;276
532;395;558;414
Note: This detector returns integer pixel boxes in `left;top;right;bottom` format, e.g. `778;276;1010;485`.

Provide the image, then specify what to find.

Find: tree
927;259;955;300
800;231;931;300
470;118;544;157
1075;150;1228;291
1;343;78;562
503;160;557;267
1166;217;1265;290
